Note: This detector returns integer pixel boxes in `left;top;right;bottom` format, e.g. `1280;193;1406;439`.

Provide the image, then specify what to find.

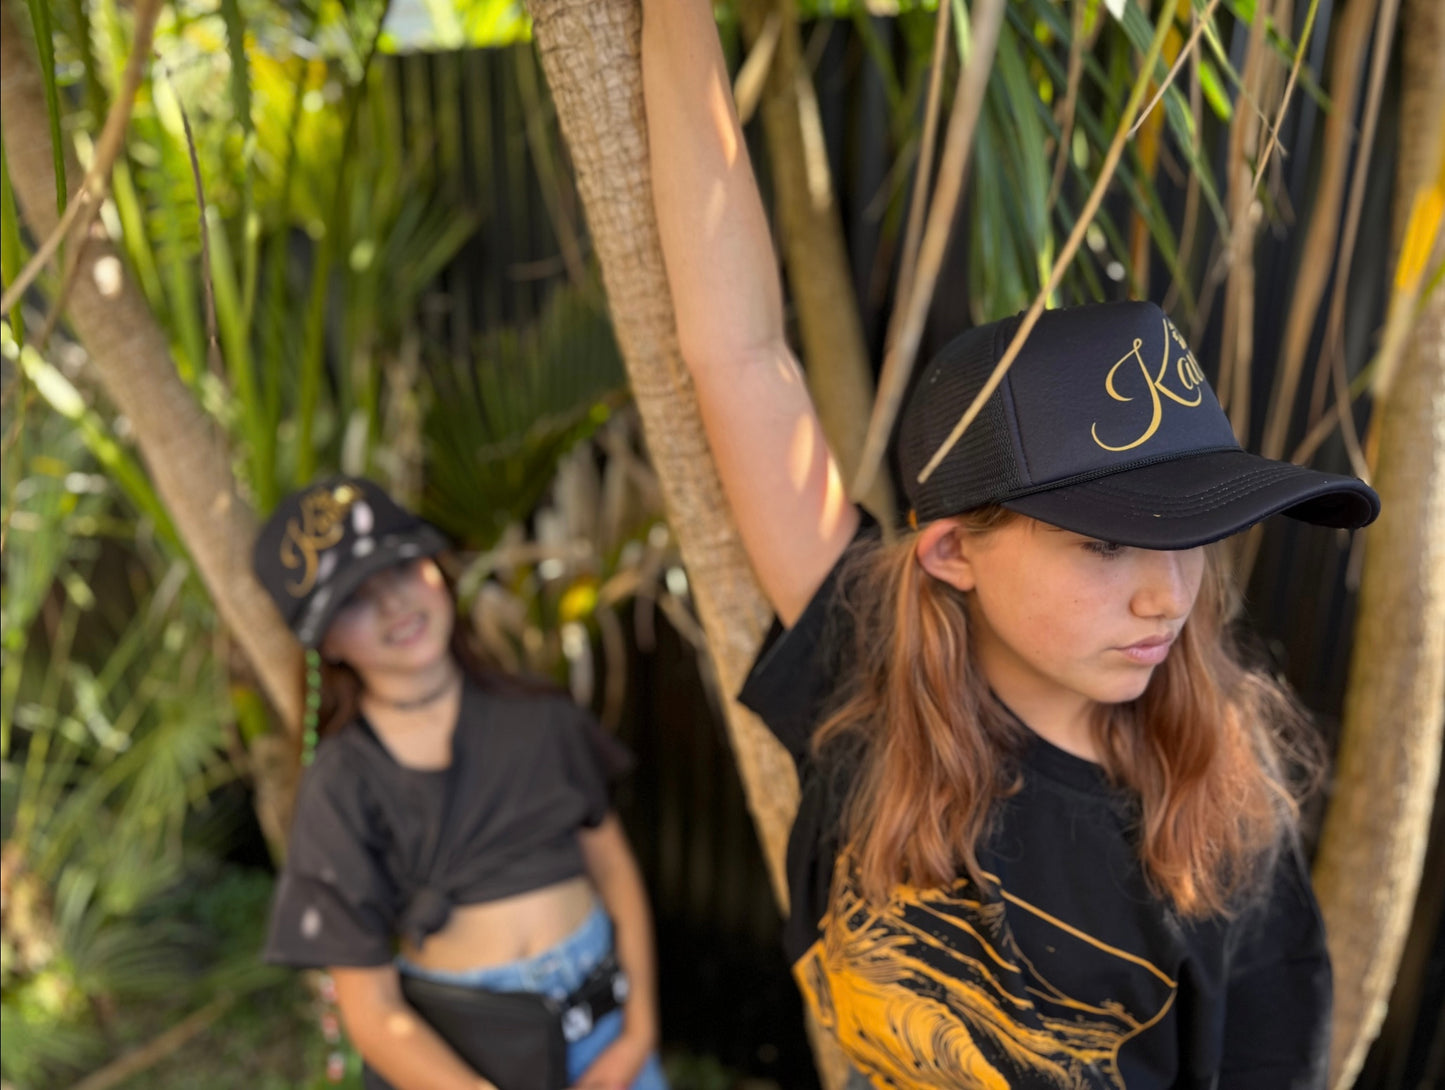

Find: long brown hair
816;509;1319;919
303;553;550;748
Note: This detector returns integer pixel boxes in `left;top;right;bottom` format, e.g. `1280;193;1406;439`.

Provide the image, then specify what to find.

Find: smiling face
917;515;1205;746
318;558;455;687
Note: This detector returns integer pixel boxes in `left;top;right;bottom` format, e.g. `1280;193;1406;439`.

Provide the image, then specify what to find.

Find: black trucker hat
252;476;447;647
896;301;1379;548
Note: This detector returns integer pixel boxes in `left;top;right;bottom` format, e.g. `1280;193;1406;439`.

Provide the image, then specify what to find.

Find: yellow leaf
1393;185;1443;293
557;579;599;624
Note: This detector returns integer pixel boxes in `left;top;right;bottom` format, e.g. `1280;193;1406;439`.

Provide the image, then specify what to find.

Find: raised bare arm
642;0;858;626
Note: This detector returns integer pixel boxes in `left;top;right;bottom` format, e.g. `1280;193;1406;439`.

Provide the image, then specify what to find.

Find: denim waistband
395;901;612;1002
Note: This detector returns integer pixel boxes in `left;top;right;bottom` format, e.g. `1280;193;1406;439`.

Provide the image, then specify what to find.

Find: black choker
366;669;460;712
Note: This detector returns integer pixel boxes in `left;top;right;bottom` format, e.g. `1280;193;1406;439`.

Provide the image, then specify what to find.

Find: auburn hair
302;553;550;751
815;509;1320;919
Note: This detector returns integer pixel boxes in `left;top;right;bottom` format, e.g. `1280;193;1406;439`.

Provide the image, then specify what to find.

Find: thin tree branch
1250;0;1326;191
1;0;304;730
0;187;88;313
0;0;163;316
1290;393;1356;466
1261;0;1378;460
1215;0;1273;438
914;0;1182;487
1046;0;1088;210
1125;0;1222;141
1309;0;1404;429
894;0;950;313
32;201;95;347
733;10;781;124
71;995;236;1090
853;0;1006;499
1162;41;1205;315
1328;327;1371;479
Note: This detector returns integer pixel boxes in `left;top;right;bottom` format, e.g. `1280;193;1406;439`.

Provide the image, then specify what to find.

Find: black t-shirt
738;527;1330;1090
264;681;631;969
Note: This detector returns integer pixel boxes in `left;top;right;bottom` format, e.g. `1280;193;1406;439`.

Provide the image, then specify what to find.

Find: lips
385;613;428;647
1117;634;1176;666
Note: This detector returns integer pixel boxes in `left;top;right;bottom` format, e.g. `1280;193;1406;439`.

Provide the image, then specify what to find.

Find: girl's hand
570;1027;652;1089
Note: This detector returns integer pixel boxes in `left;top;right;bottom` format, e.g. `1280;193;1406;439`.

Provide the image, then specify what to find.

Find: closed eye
1083;539;1126;558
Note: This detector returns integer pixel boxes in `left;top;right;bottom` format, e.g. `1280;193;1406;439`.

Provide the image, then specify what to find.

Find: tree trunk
525;2;851;1085
527;0;792;905
1312;0;1445;1080
0;0;302;850
735;0;894;525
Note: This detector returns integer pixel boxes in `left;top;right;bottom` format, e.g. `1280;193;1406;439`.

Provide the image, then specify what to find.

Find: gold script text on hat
281;485;361;596
1090;318;1207;453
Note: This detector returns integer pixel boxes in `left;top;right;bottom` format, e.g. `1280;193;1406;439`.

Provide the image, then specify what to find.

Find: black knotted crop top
263;681;632;969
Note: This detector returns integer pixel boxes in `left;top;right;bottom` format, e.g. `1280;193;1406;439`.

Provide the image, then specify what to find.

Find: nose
1130;548;1202;622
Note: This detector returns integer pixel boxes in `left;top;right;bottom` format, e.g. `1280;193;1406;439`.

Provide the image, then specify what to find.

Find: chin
381;635;449;675
1091;672;1156;707
407;637;453;671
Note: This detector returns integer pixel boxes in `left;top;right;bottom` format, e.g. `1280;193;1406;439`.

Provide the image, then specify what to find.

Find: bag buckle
560;1002;594;1043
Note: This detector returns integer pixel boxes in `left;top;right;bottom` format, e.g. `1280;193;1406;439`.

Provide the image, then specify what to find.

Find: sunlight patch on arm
384;1010;421;1039
702;180;727;238
770;351;804;387
788;416;818;491
787;416;850;539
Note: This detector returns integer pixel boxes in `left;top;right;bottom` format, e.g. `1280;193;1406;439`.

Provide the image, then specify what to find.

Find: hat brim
1002;449;1380;550
294;524;449;647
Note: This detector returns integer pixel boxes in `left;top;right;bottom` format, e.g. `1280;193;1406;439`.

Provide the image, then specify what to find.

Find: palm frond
422;283;626;547
0;1001;105;1089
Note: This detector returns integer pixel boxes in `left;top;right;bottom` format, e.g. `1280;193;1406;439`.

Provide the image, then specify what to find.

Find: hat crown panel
898;302;1240;521
1009;303;1237;490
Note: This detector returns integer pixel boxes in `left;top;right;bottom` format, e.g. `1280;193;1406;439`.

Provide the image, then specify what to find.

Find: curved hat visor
293;523;448;647
1002;449;1380;550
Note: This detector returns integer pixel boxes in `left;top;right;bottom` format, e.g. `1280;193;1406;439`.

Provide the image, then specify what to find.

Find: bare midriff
398;875;596;973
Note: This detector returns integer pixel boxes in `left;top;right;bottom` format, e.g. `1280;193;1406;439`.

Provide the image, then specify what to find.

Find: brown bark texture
525;3;853;1085
1312;0;1445;1080
525;0;796;900
0;2;302;843
735;0;894;525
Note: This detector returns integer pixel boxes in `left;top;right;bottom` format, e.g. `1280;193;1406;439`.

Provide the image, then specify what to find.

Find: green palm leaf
422;283;627;547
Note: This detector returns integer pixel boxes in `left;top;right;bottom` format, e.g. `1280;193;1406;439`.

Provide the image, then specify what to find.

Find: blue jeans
397;904;667;1089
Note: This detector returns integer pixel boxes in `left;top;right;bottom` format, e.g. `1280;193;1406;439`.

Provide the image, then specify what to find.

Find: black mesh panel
898;316;1025;521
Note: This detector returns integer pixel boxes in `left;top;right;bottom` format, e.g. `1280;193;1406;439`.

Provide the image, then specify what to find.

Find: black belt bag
361;953;629;1090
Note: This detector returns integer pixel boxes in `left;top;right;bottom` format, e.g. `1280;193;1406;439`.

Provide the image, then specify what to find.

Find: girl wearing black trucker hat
642;3;1378;1089
252;477;667;1090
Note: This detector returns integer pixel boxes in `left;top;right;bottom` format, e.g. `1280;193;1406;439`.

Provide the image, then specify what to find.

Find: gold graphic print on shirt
796;871;1177;1089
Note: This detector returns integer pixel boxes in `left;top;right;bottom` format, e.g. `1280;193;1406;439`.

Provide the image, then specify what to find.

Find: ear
914;518;978;592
